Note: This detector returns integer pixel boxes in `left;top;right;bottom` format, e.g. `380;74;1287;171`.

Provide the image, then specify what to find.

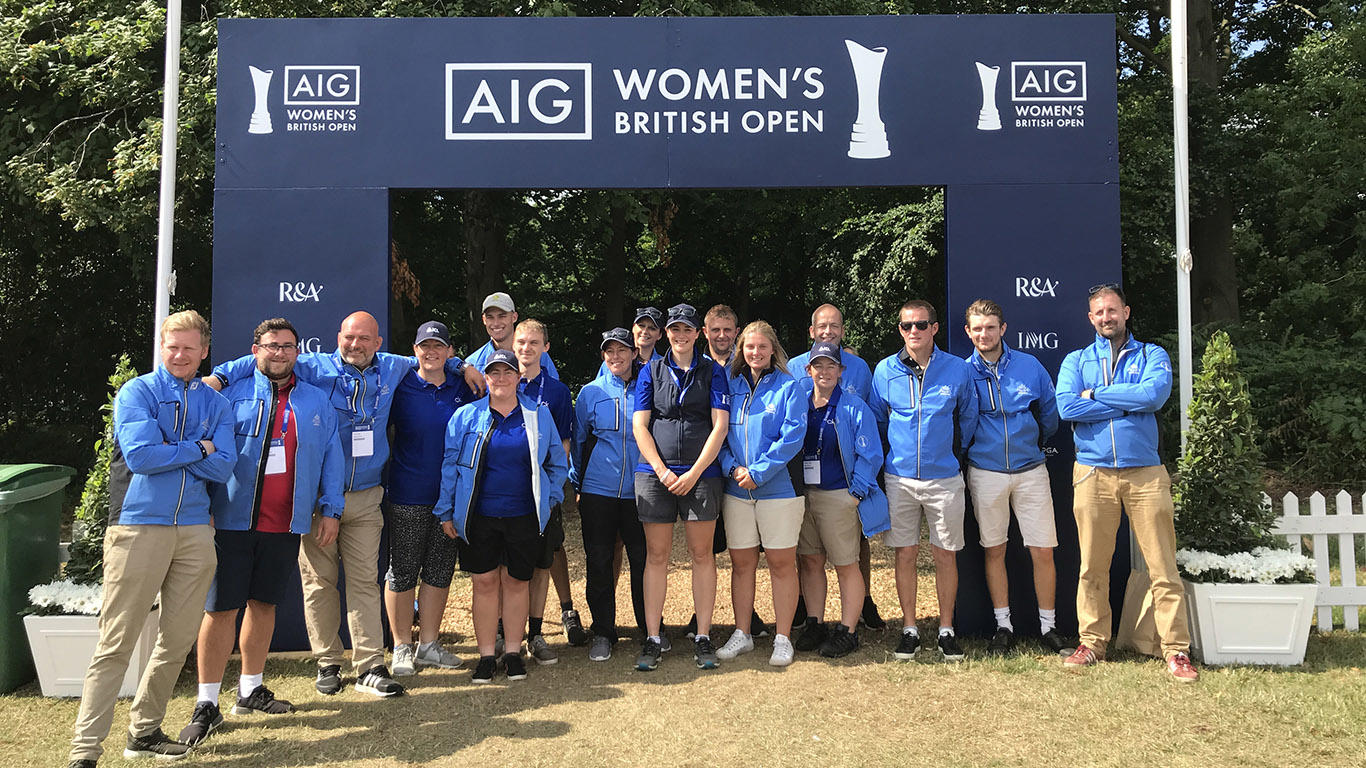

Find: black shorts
458;512;541;582
536;504;566;570
205;528;301;612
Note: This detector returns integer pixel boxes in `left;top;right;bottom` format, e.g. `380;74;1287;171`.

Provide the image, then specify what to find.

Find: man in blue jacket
69;310;236;767
869;300;978;662
464;292;559;379
209;311;464;698
1056;284;1197;682
962;299;1067;656
178;318;345;747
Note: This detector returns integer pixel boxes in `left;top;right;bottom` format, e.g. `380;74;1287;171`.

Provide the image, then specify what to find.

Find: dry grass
6;514;1366;767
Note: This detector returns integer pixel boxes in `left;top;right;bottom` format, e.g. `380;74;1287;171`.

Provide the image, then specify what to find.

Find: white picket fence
1269;491;1366;632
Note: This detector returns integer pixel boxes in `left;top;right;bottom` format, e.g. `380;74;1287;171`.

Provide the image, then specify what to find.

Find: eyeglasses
898;320;932;331
258;343;298;353
1088;282;1122;297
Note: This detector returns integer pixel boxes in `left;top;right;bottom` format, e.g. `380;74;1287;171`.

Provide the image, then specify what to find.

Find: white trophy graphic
845;40;890;159
975;62;1001;131
248;65;274;135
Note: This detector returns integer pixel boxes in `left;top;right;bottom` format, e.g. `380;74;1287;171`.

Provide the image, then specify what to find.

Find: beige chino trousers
298;484;386;673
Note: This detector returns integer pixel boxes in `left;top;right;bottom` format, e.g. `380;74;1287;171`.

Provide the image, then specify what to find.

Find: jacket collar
155;364;198;391
1091;332;1139;358
969;342;1013;371
896;345;940;371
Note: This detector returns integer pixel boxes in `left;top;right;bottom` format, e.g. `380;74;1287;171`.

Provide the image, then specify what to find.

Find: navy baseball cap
633;306;664;328
666;303;700;329
482;348;518;372
413;321;450;347
601;327;633;351
808;341;843;365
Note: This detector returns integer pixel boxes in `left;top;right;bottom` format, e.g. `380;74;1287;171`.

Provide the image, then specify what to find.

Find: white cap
482;292;515;313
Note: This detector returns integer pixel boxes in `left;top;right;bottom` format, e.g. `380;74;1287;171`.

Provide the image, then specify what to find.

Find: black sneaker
794;618;828;652
355;665;405;697
987;627;1015;656
819;624;861;658
938;633;966;662
635;639;662;671
176;700;223;746
893;631;920;660
793;596;809;627
123;729;190;759
751;610;771;638
562;608;589;647
233;684;293;715
503;652;528;681
471;655;498;684
1041;629;1072;655
860;595;887;630
315;664;342;695
694;635;720;669
67;761;97;768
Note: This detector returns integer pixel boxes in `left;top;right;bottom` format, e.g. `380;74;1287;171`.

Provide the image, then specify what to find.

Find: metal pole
152;0;183;367
1171;0;1194;449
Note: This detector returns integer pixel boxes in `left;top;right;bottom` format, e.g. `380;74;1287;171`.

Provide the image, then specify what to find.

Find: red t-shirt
255;377;297;533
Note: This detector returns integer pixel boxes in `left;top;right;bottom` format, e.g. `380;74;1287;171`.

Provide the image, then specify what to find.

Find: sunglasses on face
899;320;932;331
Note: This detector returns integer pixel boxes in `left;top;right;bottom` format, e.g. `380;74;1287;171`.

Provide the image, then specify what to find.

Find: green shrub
64;355;138;585
1173;331;1280;554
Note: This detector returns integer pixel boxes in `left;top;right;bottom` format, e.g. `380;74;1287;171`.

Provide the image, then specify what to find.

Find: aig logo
445;63;592;141
1015;277;1059;298
284;66;360;106
1016;331;1059;350
1011;62;1086;102
279;282;323;302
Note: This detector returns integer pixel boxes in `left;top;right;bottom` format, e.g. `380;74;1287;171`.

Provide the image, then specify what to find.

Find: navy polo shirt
475;407;536;519
803;396;848;491
388;369;475;506
519;370;573;443
632;351;730;477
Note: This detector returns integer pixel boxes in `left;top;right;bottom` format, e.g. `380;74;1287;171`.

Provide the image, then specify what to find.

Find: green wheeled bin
0;463;76;693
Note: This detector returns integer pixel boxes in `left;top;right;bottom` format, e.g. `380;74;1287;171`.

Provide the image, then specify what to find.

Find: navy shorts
205;528;301;612
458;513;541;582
536;504;566;570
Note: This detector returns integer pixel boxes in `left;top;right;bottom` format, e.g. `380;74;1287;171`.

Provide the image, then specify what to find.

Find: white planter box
23;608;159;698
1184;580;1317;666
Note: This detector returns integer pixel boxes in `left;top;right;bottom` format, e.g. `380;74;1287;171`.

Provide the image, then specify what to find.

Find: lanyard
667;356;696;408
344;370;381;425
520;372;548;408
810;386;841;458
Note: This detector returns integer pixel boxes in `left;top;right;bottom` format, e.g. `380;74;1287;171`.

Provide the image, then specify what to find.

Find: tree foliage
64;354;138;585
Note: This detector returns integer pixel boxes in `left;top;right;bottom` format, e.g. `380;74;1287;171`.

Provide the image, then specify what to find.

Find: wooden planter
1184;581;1317;666
23;608;159;698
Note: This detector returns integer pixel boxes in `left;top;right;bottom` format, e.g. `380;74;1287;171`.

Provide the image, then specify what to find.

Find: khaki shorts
797;488;863;566
884;473;966;551
967;464;1058;548
721;494;805;550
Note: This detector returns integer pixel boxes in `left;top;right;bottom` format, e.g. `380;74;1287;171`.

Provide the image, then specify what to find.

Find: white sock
418;641;438;653
1039;608;1057;634
238;672;263;698
197;682;221;704
939;626;955;638
993;607;1014;632
695;633;710;642
648;635;662;644
903;625;919;638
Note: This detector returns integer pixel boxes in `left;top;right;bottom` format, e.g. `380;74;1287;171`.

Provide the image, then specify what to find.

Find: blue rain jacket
965;344;1059;473
1057;333;1172;468
718;367;807;500
868;347;979;480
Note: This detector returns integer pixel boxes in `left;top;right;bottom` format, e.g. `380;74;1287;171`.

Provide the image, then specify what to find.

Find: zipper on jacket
173;382;188;524
990;365;1011;470
249;386;282;530
909;357;930;479
458;417;498;540
347;370;367;490
616;382;629;499
740;372;764;501
1104;345;1130;468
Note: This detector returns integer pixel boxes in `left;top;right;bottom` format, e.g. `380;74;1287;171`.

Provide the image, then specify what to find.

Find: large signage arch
214;14;1124;637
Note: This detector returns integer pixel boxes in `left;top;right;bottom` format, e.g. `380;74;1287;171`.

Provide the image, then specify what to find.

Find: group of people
67;285;1198;768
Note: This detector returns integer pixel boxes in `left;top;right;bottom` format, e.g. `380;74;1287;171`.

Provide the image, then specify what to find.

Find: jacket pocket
457;432;480;469
233;398;265;437
594;397;621;433
974;380;998;414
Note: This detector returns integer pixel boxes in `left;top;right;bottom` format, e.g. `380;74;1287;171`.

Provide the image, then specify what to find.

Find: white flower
27;579;104;616
1176;547;1315;584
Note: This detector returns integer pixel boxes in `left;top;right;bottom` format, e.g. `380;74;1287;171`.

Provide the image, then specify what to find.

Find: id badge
265;438;287;475
352;426;374;458
803;459;821;485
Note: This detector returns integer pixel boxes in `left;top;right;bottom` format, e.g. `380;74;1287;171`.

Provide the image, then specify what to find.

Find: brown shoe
1063;643;1102;667
1167;652;1199;682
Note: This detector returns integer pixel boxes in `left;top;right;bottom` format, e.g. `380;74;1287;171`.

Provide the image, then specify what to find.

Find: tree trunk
462;190;506;346
600;194;629;331
1186;0;1239;323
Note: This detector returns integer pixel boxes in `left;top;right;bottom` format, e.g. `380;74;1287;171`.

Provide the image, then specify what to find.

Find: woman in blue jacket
433;349;568;685
716;321;807;667
572;328;648;662
793;342;891;658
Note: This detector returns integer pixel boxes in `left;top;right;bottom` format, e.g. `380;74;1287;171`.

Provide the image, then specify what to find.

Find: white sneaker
392;644;416;677
715;628;754;660
769;634;795;667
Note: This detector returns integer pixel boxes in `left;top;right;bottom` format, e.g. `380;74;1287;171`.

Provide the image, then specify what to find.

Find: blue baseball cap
482;348;518;372
666;303;700;329
633;307;664;328
808;341;843;365
601;327;633;351
413;321;450;346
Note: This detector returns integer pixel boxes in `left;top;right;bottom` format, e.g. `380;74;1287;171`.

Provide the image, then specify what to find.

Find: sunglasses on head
899;320;932;331
1088;282;1122;297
